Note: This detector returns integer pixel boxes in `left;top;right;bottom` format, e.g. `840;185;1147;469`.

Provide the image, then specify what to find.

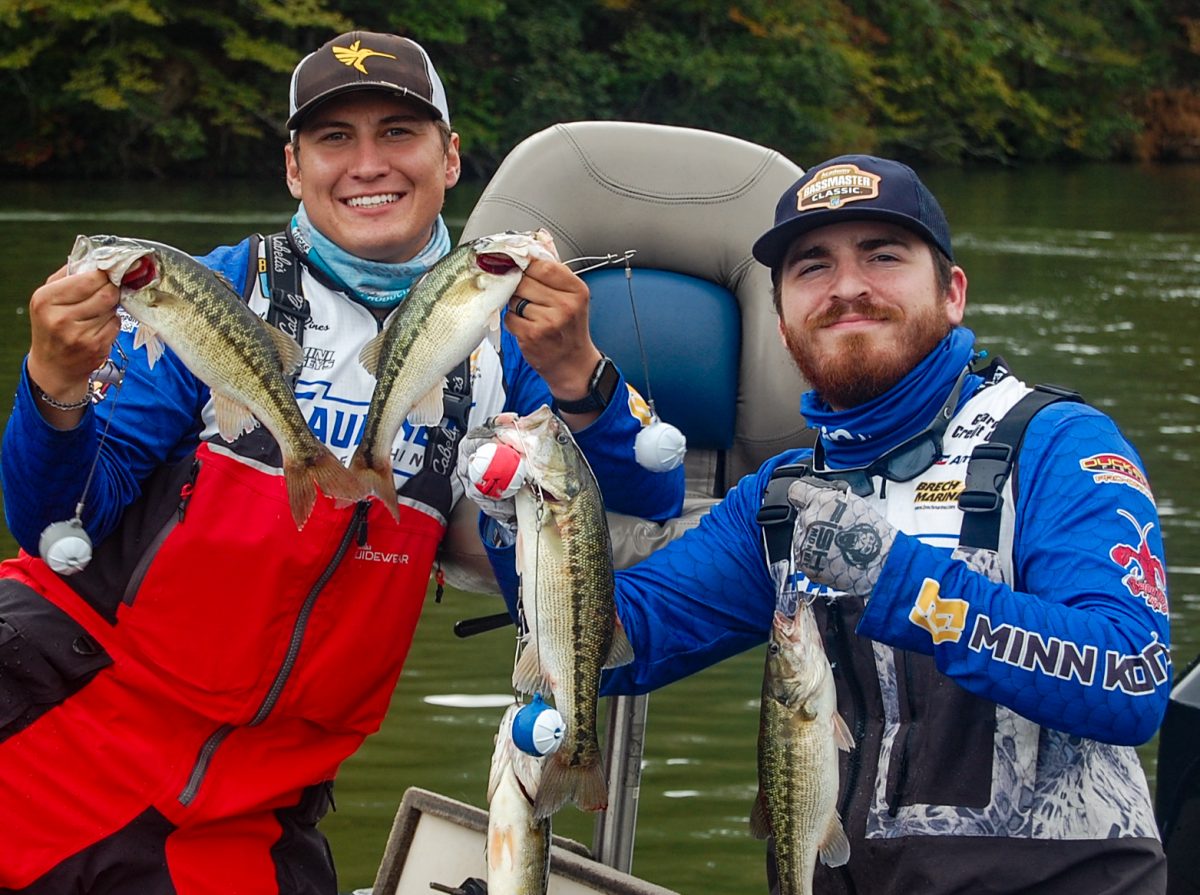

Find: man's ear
284;142;302;201
945;266;968;326
444;132;462;190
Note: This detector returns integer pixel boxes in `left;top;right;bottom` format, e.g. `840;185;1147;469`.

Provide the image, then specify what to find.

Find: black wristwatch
553;356;621;414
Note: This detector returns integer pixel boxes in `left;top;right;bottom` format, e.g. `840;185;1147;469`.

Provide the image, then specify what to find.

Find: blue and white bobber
511;693;564;756
468;441;527;499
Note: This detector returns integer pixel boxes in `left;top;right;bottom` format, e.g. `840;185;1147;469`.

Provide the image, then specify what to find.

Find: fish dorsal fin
213;270;238;294
213;391;258;442
263;320;304;376
748;790;771;840
358;330;387;376
818;812;851;868
133;322;165;369
406;381;445;428
604;623;635;669
833;711;854;752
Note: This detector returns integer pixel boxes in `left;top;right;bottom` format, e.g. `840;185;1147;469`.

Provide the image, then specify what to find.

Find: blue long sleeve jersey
603;397;1171;747
1;238;684;552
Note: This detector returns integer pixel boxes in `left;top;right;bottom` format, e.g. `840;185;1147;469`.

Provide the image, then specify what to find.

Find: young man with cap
0;31;682;894
576;154;1169;892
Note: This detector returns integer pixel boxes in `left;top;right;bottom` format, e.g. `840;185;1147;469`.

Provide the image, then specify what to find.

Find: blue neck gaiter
801;326;980;470
289;204;451;310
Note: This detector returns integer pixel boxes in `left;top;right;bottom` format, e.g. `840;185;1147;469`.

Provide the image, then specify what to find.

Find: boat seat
584;267;739;453
440;120;813;591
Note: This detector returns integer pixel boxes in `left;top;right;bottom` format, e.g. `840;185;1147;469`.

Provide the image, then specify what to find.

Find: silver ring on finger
513;298;531;318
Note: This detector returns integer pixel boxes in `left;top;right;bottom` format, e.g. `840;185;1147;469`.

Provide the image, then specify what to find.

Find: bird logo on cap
332;39;396;74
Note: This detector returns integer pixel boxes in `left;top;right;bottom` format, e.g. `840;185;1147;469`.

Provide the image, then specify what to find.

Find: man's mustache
807;300;898;329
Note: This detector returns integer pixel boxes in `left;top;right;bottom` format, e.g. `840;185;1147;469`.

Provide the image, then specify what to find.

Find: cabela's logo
797;164;881;212
332;39;397;74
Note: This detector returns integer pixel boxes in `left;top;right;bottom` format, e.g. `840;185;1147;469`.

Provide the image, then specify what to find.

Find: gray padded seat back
460;120;813;495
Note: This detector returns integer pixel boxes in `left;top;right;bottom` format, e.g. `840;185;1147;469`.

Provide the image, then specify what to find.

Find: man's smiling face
777;220;966;409
285;92;460;263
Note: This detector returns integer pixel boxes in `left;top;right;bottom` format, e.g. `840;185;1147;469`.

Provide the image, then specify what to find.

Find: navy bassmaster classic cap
287;31;450;131
751;155;953;267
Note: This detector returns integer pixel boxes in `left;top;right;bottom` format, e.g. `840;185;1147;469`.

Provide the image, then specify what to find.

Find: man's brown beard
784;297;951;408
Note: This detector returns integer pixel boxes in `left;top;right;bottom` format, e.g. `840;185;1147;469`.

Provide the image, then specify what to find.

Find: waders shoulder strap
756;462;812;567
258;231;312;344
957;383;1083;551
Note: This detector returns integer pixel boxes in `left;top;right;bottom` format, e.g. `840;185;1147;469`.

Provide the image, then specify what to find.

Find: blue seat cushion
583;268;740;451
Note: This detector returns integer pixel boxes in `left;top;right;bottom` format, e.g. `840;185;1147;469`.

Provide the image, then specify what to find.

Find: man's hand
27;266;121;427
504;258;603;426
456;430;520;537
787;477;896;597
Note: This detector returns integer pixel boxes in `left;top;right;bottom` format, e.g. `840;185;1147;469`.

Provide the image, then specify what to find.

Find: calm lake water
0;160;1197;894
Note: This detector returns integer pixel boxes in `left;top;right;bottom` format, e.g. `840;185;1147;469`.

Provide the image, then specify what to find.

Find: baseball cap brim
286;82;444;131
752;207;950;269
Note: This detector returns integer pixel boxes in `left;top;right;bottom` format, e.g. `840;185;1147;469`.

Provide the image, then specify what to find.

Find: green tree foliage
0;0;1193;177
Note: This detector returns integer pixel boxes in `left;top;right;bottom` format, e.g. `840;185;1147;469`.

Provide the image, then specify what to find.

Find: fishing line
563;249;686;473
38;344;129;575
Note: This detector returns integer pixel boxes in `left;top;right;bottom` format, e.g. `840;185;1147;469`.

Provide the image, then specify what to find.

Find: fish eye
768;642;780;656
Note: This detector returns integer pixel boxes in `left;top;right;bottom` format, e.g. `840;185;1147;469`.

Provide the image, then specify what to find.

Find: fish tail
284;462;318;530
533;754;608;819
310;449;371;506
284;450;369;529
349;450;401;521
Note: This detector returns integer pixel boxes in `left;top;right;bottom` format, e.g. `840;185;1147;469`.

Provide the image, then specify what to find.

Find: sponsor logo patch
967;615;1170;694
909;578;968;643
1080;453;1154;501
914;479;964;507
797;164;881;212
626;385;652;426
354;546;410;565
332;39;397;75
1109;509;1168;614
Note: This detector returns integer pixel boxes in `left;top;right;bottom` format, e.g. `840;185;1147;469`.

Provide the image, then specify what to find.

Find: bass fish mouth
121;255;158;290
477;252;520;275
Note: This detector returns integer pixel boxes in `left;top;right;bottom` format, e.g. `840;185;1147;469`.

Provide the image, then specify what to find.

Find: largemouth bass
68;234;367;529
350;230;558;520
470;405;633;818
487;703;551;895
750;605;852;895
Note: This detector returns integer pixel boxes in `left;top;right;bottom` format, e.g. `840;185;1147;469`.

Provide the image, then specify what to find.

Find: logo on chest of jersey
913;479;965;507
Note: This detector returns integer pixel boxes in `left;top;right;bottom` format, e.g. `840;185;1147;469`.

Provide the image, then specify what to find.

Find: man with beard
473;155;1171;892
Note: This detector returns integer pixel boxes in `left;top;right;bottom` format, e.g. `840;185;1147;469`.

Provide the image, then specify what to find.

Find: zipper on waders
178;500;371;806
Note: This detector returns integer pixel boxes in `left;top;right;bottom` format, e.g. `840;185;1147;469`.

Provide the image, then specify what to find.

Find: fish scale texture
758;695;834;895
